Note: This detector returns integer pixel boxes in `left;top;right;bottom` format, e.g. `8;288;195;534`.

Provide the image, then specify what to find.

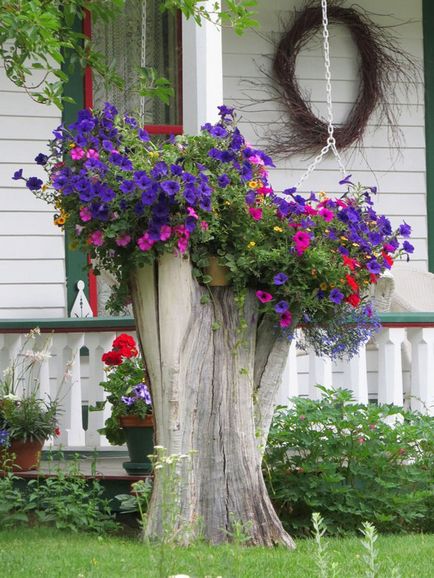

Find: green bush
265;387;434;536
0;457;118;534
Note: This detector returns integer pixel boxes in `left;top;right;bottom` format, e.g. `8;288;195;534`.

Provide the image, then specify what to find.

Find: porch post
182;1;223;135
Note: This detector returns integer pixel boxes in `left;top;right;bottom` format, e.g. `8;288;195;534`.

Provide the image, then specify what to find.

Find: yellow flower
320;282;328;291
247;241;256;249
148;151;159;159
340;236;347;241
274;226;283;233
319;191;328;200
41;184;48;192
352;243;359;247
69;143;75;149
54;215;65;226
224;200;231;206
248;180;259;189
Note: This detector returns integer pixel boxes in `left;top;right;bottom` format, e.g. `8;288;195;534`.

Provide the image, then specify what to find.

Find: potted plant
95;334;153;475
0;329;61;471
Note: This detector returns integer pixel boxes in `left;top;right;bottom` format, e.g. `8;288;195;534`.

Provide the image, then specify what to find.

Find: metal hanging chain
296;0;346;189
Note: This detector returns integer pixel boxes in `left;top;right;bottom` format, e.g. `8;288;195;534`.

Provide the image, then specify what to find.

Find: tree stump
130;253;294;547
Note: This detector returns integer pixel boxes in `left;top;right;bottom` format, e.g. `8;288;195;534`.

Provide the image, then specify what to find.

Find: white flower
23;350;52;362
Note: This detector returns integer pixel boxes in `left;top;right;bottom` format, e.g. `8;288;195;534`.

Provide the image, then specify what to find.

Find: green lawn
1;528;433;577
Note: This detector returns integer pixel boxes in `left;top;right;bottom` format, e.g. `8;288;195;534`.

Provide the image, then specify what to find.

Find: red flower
346;293;361;308
112;333;138;357
382;252;394;267
345;274;359;292
369;273;378;284
101;350;123;366
54;427;61;436
342;255;358;271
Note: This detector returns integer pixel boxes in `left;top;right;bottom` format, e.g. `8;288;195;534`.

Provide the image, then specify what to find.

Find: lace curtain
91;0;180;316
92;0;180;124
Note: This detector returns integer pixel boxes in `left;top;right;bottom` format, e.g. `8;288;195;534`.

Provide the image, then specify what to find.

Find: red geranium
345;274;359;292
346;293;361;308
112;333;138;357
102;350;123;366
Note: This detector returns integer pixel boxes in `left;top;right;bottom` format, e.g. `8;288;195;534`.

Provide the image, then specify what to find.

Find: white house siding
0;68;66;319
223;0;427;271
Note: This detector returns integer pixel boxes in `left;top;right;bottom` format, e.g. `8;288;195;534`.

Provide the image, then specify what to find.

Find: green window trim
62;16;90;315
423;0;434;272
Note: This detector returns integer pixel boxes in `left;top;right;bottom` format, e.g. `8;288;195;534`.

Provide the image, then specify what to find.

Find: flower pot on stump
120;415;154;475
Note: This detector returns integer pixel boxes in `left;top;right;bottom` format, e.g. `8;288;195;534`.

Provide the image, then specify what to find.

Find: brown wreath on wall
270;1;416;156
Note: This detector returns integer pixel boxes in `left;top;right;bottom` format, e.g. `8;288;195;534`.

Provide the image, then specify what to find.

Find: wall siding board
223;0;426;270
0;55;64;317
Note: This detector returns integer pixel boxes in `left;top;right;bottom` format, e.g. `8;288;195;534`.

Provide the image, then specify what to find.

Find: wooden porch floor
8;452;147;481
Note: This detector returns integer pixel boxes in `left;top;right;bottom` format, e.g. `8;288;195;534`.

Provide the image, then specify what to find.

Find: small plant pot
205;256;231;286
7;438;44;471
120;415;154;475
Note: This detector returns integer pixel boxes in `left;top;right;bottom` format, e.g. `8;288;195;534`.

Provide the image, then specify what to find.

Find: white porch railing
0;314;433;451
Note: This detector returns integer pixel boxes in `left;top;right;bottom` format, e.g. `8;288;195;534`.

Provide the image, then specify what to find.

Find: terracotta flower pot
8;438;44;471
119;414;154;475
205;256;230;286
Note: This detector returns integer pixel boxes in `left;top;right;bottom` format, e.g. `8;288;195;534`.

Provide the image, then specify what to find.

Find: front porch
1;312;433;471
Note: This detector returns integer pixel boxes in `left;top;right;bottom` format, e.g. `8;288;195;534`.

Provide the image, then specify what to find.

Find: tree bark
130;253;294;547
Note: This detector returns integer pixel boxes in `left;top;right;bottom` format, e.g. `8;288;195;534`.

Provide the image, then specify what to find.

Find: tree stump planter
130;253;295;547
120;415;154;475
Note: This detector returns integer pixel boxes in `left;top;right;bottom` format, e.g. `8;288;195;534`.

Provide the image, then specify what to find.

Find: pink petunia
249;207;263;221
174;225;190;253
187;207;199;219
257;186;273;195
319;208;334;222
70;147;85;161
86;149;99;160
200;221;209;231
256;290;273;303
75;224;84;236
304;205;318;216
279;310;292;328
89;230;104;247
115;234;131;247
159;225;172;241
80;206;92;222
248;154;264;166
137;232;154;252
293;230;311;255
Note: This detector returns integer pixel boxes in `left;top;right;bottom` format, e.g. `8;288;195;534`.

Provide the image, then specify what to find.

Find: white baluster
407;328;434;415
308;349;332;400
343;342;368;404
375;327;406;406
38;333;52;401
85;332;116;448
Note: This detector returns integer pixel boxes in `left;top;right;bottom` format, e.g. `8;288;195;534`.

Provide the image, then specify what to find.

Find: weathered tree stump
130;253;294;547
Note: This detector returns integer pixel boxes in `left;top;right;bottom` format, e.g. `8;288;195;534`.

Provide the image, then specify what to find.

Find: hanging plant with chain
270;0;416;156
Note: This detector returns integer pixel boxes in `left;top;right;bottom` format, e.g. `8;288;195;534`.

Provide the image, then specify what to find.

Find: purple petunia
273;272;288;285
329;288;344;304
26;177;43;191
367;260;382;274
399;222;412;238
160;180;180;196
120;180;136;194
35;153;48;166
12;169;24;180
275;300;289;314
210;125;228;138
403;240;414;254
138;128;150;142
218;174;230;188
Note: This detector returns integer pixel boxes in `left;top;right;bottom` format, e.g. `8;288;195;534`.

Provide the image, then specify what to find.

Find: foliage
265;388;434;536
91;333;152;445
27;458;118;533
0;455;118;534
1;0;257;108
22;105;410;357
0;328;62;443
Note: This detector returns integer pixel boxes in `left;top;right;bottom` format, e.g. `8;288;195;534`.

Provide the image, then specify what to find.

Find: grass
0;528;433;577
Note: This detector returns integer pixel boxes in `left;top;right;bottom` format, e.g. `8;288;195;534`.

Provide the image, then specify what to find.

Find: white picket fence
0;321;433;451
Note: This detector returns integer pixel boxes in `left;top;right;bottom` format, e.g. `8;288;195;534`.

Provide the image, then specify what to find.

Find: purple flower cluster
0;428;10;447
121;382;152;407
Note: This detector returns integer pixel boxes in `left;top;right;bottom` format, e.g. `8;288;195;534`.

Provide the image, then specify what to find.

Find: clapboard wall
0;67;66;318
222;0;427;271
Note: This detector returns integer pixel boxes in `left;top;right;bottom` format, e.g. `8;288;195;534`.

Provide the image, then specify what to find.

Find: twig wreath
270;1;416;156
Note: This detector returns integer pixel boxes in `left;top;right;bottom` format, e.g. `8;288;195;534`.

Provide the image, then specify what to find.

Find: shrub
265;387;434;536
